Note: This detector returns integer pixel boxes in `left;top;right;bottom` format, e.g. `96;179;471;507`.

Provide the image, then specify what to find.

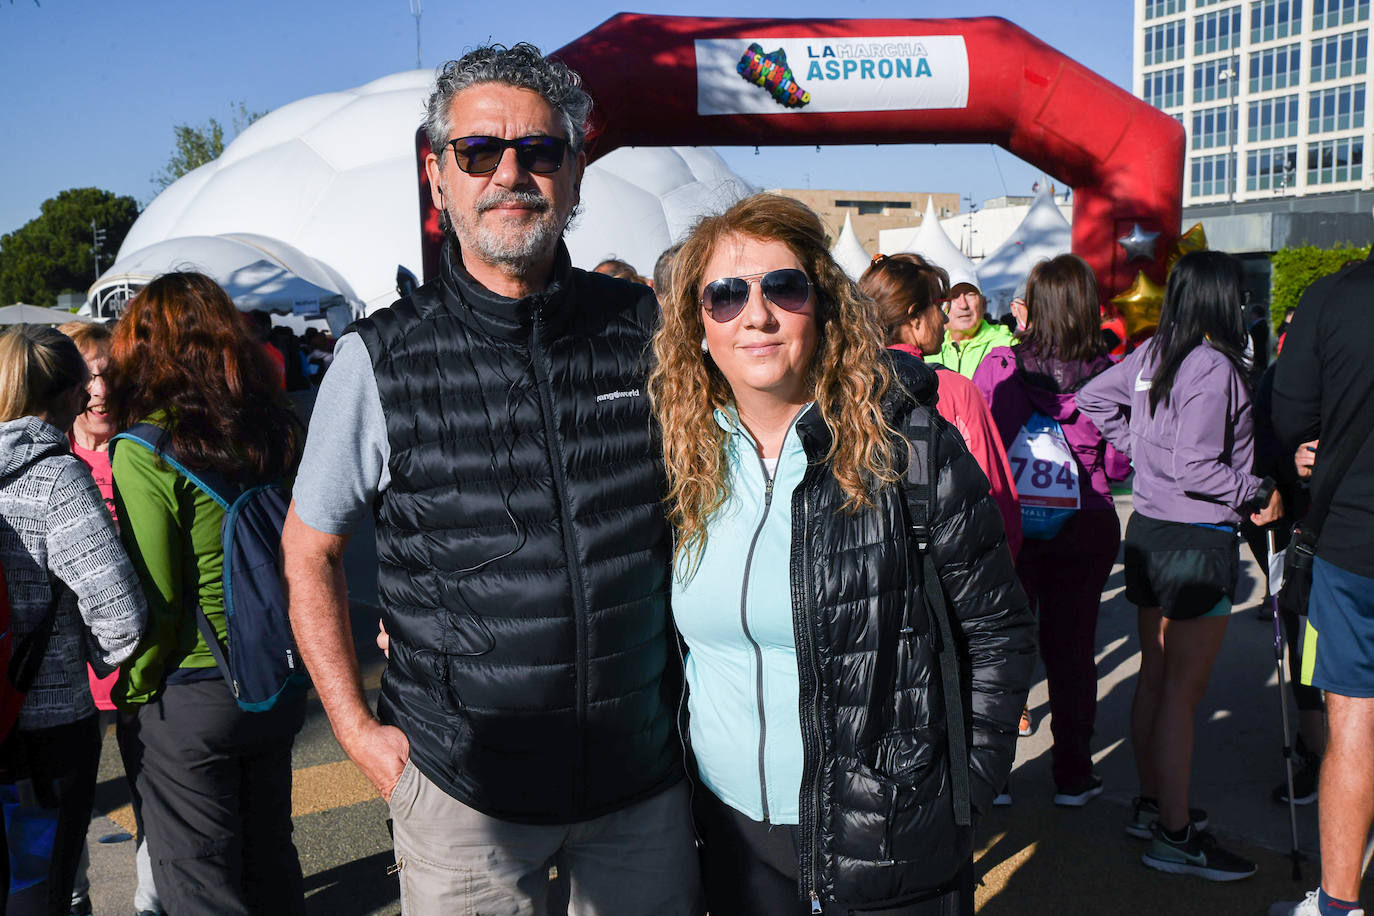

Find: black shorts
1123;512;1240;620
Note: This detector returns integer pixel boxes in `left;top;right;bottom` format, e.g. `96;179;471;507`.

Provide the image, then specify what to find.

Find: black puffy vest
351;244;680;823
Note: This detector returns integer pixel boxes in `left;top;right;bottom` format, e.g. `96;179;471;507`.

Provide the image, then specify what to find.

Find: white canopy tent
0;304;93;326
830;213;871;281
112;70;754;317
976;187;1073;318
569;147;753;277
90;233;363;336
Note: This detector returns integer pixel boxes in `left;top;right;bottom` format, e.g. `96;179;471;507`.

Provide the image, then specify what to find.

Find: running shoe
1018;705;1033;737
1269;890;1365;916
736;43;811;108
1125;795;1210;839
1271;751;1320;806
1142;823;1256;882
1053;773;1104;807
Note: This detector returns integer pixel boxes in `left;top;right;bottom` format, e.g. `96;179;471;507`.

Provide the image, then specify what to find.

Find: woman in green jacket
109;272;305;916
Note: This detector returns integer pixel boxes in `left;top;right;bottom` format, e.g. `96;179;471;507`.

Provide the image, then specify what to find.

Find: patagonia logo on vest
596;388;641;403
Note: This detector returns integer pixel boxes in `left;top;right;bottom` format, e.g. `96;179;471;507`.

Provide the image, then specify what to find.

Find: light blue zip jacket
673;407;810;824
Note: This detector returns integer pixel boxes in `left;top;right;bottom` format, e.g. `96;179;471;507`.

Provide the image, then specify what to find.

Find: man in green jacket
928;269;1016;378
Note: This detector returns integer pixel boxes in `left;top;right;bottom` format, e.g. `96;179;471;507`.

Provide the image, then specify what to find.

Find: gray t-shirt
293;333;390;535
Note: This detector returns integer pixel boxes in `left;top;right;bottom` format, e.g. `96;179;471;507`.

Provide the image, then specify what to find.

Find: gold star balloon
1165;223;1209;273
1110;270;1167;338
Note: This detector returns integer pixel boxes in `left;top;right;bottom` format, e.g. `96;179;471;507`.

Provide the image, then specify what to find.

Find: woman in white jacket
0;324;146;915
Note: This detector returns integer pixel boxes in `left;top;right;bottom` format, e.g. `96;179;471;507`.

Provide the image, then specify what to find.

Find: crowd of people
0;39;1370;916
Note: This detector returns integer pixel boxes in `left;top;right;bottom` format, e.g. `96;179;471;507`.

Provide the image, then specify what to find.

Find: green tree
0;188;139;307
1270;244;1371;329
152;101;265;190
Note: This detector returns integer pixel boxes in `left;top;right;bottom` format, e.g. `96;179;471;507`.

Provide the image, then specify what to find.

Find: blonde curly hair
648;193;898;569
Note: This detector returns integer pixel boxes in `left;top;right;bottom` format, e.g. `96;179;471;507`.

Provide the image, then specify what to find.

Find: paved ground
78;495;1370;914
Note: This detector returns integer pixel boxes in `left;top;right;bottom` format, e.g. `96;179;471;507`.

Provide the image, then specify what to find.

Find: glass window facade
1307;136;1364;182
1193;105;1238;148
1198;57;1245;101
1247;145;1300;189
1145;20;1189;64
1248;94;1301;140
1145;67;1188;108
1310;30;1369;81
1191;153;1237;196
1251;0;1304;41
1308;83;1367;132
1146;0;1186;17
1195;7;1245;53
1312;0;1370;28
1248;43;1302;91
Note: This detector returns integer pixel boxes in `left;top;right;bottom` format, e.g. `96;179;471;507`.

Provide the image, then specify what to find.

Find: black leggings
0;715;102;916
695;788;973;916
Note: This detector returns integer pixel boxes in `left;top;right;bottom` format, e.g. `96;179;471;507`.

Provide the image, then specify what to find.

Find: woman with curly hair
108;272;306;915
648;194;1035;915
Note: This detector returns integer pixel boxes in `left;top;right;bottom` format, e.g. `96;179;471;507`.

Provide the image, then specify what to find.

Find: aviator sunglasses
447;135;569;175
700;268;812;323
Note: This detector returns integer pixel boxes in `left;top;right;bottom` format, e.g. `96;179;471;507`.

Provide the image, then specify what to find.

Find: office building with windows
1134;0;1371;206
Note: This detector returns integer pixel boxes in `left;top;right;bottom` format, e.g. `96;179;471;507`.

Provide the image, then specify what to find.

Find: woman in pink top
860;253;1022;559
59;321;163;916
59;322;119;709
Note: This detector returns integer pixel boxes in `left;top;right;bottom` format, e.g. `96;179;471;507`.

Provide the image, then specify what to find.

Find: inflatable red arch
419;14;1184;303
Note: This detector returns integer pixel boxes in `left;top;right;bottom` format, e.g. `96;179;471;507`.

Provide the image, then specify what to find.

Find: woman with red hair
108;272;306;915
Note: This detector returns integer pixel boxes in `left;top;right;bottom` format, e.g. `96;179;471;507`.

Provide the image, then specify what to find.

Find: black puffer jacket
793;352;1035;908
351;242;680;824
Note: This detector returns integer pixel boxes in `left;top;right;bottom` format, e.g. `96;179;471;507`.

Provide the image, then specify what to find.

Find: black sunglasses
447;135;569;175
700;268;812;323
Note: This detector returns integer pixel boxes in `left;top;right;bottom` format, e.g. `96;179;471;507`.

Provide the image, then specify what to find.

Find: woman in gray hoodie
0;324;146;914
1079;251;1283;883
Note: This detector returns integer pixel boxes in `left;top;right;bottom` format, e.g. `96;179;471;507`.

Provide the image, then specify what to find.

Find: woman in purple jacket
973;254;1130;808
1079;251;1282;882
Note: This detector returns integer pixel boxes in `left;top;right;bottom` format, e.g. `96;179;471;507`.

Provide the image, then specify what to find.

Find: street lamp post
1218;58;1238;207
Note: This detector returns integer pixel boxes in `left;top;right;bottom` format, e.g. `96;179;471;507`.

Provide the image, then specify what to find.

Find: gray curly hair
426;43;592;156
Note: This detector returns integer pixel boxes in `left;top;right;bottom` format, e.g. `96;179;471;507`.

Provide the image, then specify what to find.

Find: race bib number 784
1007;413;1080;510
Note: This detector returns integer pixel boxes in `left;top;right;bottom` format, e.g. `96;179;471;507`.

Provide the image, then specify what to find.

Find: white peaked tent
830;213;871;280
91;234;364;335
976;186;1073;318
901;199;979;293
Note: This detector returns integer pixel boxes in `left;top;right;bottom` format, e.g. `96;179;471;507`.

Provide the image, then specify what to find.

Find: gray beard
450;189;573;271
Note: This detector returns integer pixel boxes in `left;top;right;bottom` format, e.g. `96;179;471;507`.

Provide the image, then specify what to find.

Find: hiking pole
1267;526;1304;881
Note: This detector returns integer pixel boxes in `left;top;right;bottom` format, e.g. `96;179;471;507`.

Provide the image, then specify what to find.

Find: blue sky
0;0;1131;238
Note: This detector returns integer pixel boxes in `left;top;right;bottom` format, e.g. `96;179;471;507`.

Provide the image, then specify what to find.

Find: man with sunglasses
283;43;698;914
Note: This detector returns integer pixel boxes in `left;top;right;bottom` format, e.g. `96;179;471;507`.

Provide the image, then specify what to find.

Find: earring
701;337;709;353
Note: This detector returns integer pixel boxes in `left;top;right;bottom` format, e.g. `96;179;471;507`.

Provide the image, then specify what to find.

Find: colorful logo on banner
737;43;811;108
698;35;970;115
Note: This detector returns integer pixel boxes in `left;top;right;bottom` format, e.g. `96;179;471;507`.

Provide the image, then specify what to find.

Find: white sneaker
1269;890;1366;916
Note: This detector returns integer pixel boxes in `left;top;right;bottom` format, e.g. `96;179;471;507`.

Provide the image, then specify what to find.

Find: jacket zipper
529;305;590;810
792;474;825;909
672;632;704;847
740;448;777;823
